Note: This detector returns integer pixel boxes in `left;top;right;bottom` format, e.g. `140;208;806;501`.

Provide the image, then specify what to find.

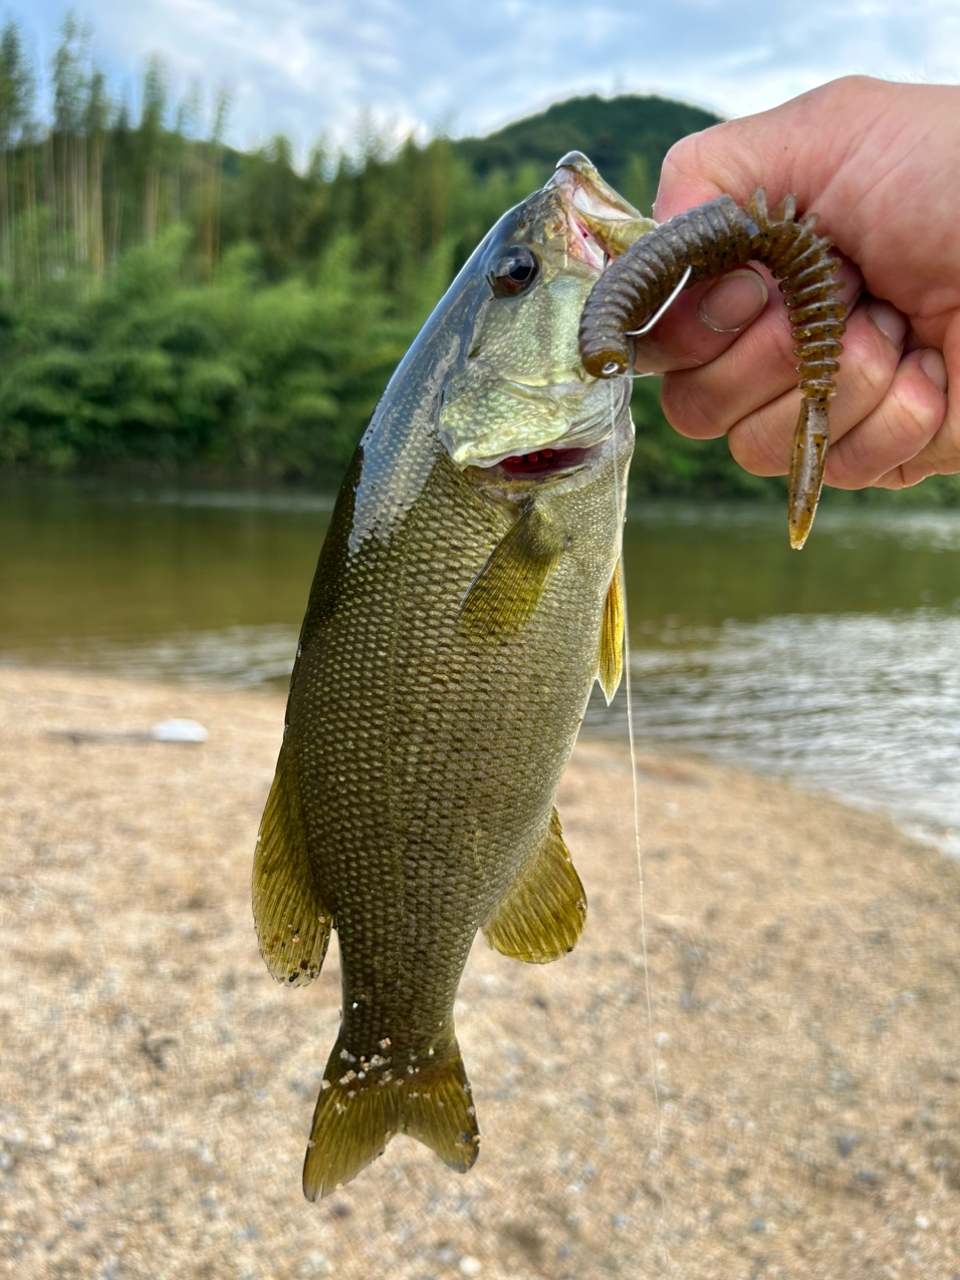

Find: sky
9;0;960;162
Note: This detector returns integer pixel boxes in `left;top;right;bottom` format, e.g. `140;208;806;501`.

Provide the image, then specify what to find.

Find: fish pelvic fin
597;559;624;704
302;1034;480;1200
482;807;586;963
458;502;567;639
252;746;333;987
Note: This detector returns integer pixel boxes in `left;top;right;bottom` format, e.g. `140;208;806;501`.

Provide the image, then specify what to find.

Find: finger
637;256;860;383
873;337;958;490
632;267;769;374
896;317;960;483
873;466;935;490
724;296;911;475
659;286;803;442
825;349;948;489
657;263;862;447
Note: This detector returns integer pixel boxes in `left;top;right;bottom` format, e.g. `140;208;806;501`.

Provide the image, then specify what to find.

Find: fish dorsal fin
458;502;567;639
302;1032;479;1200
597;559;624;704
482;808;586;963
253;747;333;987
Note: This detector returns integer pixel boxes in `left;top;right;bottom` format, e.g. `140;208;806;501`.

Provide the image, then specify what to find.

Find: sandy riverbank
1;666;959;1280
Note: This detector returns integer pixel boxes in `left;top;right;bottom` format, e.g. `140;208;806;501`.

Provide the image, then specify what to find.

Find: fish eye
489;245;540;297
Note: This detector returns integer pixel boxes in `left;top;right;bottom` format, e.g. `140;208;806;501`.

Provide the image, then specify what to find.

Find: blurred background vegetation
0;14;955;503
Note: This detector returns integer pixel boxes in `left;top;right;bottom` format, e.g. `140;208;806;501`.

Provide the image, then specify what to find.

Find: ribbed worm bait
578;189;845;549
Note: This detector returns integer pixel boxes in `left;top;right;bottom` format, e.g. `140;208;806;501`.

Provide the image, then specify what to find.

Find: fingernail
918;348;948;393
868;299;907;349
699;270;768;333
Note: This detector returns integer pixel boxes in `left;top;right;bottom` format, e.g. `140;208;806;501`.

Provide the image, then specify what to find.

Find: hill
455;94;723;210
0;29;740;489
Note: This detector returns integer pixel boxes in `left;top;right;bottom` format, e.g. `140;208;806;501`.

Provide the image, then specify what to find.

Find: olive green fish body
254;154;642;1198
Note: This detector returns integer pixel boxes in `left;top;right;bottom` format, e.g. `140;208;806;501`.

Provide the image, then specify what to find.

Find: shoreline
2;665;960;1277
10;647;957;866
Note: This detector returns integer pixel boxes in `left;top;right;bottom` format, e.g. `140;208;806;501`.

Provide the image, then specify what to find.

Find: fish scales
294;445;616;1020
253;152;649;1198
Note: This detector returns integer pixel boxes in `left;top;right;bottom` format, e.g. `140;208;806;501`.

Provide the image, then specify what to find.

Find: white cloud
9;0;960;162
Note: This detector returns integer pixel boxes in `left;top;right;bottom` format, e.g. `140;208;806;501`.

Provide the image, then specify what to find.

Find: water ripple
588;609;960;845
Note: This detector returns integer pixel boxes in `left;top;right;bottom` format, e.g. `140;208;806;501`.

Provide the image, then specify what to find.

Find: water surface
586;503;960;853
4;477;958;852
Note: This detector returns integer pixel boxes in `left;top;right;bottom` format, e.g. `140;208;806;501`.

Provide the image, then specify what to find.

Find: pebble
834;1132;860;1157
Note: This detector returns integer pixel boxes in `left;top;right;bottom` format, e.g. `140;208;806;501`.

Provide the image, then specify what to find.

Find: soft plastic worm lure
578;189;845;549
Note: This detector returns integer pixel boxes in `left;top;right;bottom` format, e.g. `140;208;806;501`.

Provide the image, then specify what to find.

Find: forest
0;16;954;503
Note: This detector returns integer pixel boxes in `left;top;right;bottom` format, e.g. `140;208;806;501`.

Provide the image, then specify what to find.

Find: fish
252;152;652;1200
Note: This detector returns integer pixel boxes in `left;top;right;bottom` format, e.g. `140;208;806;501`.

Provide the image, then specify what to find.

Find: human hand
634;76;958;490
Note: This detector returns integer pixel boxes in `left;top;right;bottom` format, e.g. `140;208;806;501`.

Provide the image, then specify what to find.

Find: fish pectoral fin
458;502;567;639
252;746;333;987
597;559;624;704
303;1033;480;1201
482;808;586;964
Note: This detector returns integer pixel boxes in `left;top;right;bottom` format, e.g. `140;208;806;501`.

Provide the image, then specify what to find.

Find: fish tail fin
302;1034;480;1200
401;1042;480;1171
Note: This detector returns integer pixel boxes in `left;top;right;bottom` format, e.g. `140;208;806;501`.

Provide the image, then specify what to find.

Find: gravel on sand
2;667;959;1279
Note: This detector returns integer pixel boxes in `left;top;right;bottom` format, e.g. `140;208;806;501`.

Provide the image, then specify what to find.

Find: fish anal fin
458;503;567;639
302;1034;479;1200
253;747;333;987
597;559;624;704
482;808;586;964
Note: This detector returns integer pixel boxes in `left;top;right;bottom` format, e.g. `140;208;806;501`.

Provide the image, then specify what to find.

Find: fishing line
607;374;671;1263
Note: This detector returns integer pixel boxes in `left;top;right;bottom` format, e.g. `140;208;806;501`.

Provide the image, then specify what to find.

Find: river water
3;477;959;855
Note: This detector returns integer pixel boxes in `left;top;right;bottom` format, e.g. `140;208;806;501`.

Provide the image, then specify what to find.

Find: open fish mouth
497;443;592;477
439;377;620;472
449;398;617;472
436;151;646;475
546;152;655;262
466;437;607;485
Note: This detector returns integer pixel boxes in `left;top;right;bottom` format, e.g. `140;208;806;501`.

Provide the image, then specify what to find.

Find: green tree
84;68;109;279
0;19;35;285
139;55;167;243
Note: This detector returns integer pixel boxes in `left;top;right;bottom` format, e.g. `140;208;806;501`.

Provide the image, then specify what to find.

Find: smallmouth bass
253;153;652;1199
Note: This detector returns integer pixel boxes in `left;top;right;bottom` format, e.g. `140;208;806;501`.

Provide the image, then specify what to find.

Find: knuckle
826;359;949;489
857;352;894;405
660;373;731;440
889;366;947;441
728;403;793;475
660;132;708;186
839;330;895;408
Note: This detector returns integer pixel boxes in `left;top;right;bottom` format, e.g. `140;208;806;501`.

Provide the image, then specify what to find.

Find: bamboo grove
0;16;566;482
3;16;956;503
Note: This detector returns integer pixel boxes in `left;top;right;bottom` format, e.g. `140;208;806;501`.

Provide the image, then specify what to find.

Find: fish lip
546;152;647;263
545;178;606;273
440;373;629;471
448;416;612;470
548;155;627;219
